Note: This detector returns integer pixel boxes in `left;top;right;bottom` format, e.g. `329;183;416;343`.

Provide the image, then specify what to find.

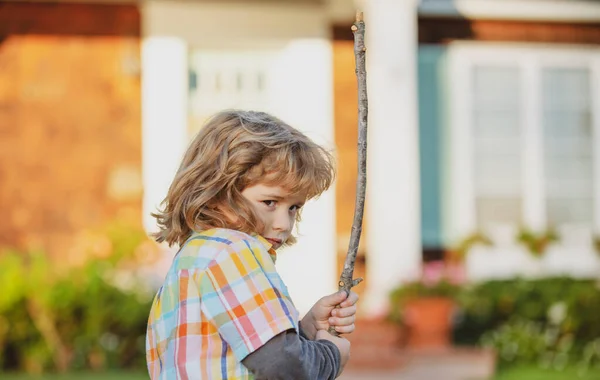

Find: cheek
252;207;268;222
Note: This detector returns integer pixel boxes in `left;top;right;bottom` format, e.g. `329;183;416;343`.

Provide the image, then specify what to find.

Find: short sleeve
198;237;299;361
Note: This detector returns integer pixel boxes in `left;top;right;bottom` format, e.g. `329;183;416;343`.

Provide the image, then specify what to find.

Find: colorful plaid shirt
146;228;299;379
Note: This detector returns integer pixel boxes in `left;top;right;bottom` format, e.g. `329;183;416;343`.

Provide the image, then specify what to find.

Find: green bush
452;277;600;372
481;318;574;369
0;222;162;374
453;277;600;345
481;319;600;374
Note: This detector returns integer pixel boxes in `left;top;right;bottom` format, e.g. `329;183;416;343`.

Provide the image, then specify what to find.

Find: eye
262;200;276;207
289;204;302;212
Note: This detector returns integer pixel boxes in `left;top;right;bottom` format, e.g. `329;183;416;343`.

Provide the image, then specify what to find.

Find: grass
3;366;600;380
496;365;600;380
0;372;148;380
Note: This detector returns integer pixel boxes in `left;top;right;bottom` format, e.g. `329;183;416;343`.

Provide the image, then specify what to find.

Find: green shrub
453;277;600;347
0;222;162;374
481;318;574;369
482;319;600;374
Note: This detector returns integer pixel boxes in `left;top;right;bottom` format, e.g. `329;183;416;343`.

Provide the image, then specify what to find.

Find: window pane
542;68;593;225
547;199;594;225
476;198;522;225
188;50;274;136
472;66;522;227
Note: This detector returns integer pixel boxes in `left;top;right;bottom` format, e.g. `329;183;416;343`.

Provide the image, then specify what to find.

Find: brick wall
0;2;142;258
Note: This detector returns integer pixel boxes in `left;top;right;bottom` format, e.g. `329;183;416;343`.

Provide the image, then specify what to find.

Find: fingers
322;290;358;309
339;291;359;308
331;304;357;318
329;314;355;327
320;290;348;307
331;322;355;334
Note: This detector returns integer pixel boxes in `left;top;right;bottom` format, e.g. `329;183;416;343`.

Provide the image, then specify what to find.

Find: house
1;0;599;318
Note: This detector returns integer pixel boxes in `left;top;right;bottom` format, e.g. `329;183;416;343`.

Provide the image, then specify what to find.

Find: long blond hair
152;110;335;246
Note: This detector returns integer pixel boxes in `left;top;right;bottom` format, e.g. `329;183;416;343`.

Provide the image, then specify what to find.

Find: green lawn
496;365;600;380
0;372;148;380
3;366;600;380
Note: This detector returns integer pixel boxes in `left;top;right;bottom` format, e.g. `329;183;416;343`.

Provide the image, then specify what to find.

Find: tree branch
329;10;368;336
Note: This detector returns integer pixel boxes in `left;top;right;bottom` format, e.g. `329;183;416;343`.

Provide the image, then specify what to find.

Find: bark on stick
329;10;368;336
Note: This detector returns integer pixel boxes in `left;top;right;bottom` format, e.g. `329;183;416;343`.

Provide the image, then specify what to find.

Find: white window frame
188;50;277;135
446;42;600;245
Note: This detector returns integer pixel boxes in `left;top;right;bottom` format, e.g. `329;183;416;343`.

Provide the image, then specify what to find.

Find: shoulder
194;228;262;248
172;228;274;274
184;228;268;259
171;228;254;270
203;229;276;272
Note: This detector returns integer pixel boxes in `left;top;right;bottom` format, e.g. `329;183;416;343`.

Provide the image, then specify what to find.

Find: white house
140;0;600;317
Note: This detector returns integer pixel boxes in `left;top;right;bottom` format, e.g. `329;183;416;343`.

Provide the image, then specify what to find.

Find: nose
272;208;292;233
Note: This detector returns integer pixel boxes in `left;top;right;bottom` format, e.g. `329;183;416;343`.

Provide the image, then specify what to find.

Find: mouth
265;238;283;248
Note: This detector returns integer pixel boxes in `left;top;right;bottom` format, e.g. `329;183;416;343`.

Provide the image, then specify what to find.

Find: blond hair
152;110;335;247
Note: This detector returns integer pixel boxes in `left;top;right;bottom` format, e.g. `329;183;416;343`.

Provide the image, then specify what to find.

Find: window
188;50;275;135
448;44;600;241
472;66;523;228
542;68;594;226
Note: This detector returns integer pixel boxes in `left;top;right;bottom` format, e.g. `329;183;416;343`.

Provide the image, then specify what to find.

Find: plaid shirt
146;228;299;379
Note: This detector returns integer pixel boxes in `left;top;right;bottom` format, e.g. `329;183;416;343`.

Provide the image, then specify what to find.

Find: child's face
241;183;306;250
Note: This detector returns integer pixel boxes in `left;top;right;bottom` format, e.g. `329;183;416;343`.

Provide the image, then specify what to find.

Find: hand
316;329;351;376
301;290;359;340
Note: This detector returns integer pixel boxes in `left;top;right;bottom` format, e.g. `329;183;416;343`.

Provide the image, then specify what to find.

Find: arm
201;237;350;377
200;239;299;361
242;328;343;380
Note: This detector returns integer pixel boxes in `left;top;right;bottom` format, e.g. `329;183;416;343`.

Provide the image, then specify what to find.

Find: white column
141;37;189;234
593;60;600;236
363;0;422;317
267;40;338;315
522;59;546;231
446;49;476;242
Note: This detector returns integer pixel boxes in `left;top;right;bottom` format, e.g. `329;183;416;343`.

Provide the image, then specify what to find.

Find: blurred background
1;0;600;379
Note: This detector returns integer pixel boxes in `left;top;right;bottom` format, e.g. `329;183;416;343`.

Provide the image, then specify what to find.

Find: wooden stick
329;10;368;336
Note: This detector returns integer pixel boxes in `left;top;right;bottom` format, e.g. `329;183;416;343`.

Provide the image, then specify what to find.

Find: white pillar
141;37;189;233
522;61;546;231
267;40;338;315
593;61;600;235
363;0;422;317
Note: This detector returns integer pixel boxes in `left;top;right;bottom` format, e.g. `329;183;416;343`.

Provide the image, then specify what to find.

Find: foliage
452;276;600;374
483;320;600;375
0;222;162;374
482;318;574;369
495;364;600;380
516;228;559;257
453;232;493;260
453;228;561;260
453;277;600;346
389;275;600;374
0;371;148;380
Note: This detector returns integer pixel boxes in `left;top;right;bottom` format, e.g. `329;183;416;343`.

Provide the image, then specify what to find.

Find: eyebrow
262;193;284;200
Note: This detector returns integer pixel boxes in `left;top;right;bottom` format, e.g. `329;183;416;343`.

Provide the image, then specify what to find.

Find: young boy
146;110;358;379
